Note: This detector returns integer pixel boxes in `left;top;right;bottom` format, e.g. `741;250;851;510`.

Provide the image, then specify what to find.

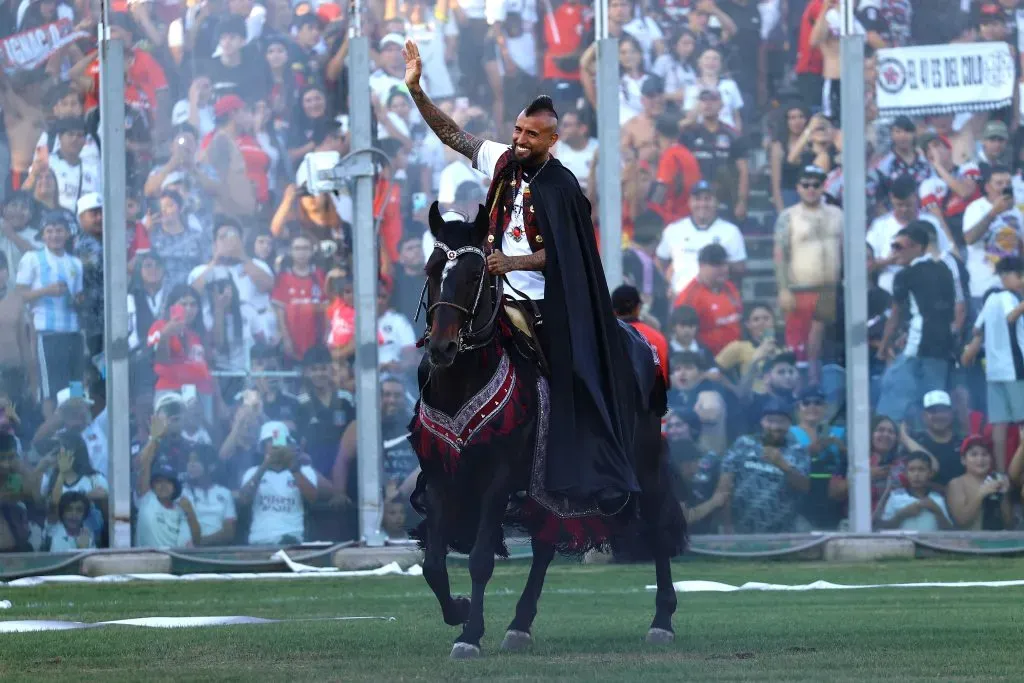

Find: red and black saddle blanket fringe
408;332;618;557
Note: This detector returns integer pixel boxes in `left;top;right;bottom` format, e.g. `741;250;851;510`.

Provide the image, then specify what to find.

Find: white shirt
623;16;664;69
975;289;1024;382
865;212;946;293
46;522;95;551
368;71;407;105
81;409;108;477
552;138;598;192
135;490;193;548
656;217;747;294
15;248;84;333
181;483;237;539
437;159;487;205
241;465;318;545
187;260;274;327
500;31;538;77
378;310;417;366
881;489;950;532
39;471;108;499
474;140;546;300
962;196;1024;299
32;153;102;215
405;19;456;100
619;73;648;125
35;131;101;170
682;78;744;130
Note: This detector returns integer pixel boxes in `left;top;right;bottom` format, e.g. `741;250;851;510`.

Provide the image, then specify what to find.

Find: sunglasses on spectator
799;181;822;189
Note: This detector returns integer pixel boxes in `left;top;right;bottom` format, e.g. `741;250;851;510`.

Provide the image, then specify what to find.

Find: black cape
527;158;640;500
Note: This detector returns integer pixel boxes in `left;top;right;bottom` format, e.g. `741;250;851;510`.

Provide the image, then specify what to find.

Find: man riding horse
404;40;640;514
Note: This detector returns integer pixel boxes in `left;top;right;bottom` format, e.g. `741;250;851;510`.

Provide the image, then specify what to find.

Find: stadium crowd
2;0;1024;552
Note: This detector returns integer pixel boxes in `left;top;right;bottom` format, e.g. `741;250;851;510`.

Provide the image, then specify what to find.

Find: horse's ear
428;201;443;238
473;203;489;245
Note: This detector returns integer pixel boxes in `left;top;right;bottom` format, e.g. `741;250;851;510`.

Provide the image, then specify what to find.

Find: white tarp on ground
0;616;396;634
647;579;1024;593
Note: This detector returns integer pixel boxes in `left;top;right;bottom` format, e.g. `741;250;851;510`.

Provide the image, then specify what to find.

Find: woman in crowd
205;276;254;391
617;35;651;124
27;170;76;236
653;29;698;107
947;436;1014;530
265;34;305;134
180;443;237;546
287;85;331;165
682;46;744;132
770;104;810;212
714;303;779;396
147;284;216;416
127;251;168;392
148;189;210;288
325;271;356;361
273;234;326;364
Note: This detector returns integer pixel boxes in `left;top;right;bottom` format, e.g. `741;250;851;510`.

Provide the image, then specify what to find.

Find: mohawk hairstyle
524;95;558;120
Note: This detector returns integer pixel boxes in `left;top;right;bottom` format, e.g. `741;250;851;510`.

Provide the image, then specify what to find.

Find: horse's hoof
444;596;471;626
450;642;481;660
645;627;675;645
500;629;532;652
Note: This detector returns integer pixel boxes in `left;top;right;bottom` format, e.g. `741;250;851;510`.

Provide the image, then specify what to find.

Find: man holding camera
962;165;1024;309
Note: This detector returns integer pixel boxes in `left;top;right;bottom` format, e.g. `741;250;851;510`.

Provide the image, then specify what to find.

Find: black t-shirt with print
295;390;356;476
679;123;746;204
891;256;956;360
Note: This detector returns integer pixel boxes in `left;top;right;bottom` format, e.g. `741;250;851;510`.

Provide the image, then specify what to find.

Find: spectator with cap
197;94;258;218
714;396;811;534
135;456;200;548
962;165;1024;307
672;243;743;355
790;385;847;530
15;211;83;402
657;180;745;297
973;120;1011;179
963;256;1024;471
876;223;956;423
612;284;669;384
774;165;843;364
74;192;104;359
238;421;318;545
867;175;950;294
946;435;1013;530
679;87;749;222
868;116;932;211
902;390;966;488
622;74;667;165
371;33;409;104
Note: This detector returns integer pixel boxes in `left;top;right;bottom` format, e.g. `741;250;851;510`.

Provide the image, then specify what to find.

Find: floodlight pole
595;0;622;288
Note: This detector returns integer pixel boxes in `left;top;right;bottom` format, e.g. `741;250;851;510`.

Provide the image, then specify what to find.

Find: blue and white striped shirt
15;248;83;333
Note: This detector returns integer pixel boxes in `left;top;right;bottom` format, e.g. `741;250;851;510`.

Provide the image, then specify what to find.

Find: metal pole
840;12;871;533
98;21;131;548
595;0;622;288
348;30;385;547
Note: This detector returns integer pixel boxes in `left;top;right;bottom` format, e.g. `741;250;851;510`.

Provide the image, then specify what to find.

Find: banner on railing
875;41;1015;116
0;20;88;74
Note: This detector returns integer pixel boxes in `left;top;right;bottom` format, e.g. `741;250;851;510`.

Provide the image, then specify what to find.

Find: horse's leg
451;461;512;659
421;482;470;627
501;537;555;652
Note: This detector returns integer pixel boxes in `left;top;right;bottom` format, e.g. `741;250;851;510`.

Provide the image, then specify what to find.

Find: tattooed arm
404;39;484;162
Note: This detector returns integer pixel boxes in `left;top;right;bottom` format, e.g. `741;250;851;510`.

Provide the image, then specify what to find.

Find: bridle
415;239;503;357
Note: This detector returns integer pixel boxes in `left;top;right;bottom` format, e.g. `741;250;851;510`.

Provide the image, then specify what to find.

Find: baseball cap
799;165;827;180
77;192;102;215
259;420;292;446
984;120;1009;140
690;179;714;195
56;387;94;408
891;115;916;132
698;243;728;265
379;33;405;50
317;3;343;23
150;464;182;500
798;385;826;403
155;392;185;413
918;131;951;151
960;434;992;457
213;94;246;118
640;75;665;98
170;100;191;127
978;2;1004;22
922;390;952;409
761;396;794;420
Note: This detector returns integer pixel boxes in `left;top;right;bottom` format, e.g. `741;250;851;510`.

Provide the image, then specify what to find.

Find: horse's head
423;201;493;367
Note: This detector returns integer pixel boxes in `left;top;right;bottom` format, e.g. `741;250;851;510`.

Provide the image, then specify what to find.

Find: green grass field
3;557;1024;681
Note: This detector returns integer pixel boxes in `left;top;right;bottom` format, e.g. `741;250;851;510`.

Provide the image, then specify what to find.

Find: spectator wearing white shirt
962;166;1024;307
15;213;84;401
876;452;953;531
45;491;96;552
370;34;410;104
401;0;457;100
656;181;747;296
38;430;107;539
238;421;318;546
25;118;101;216
135;459;200;549
495;13;540;122
377;278;418;374
181;444;237;546
867;174;949;295
551;110;598;193
622;0;666;69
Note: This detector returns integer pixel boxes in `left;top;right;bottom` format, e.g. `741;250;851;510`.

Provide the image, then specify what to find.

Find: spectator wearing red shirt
650;115;702;224
612;284;669;384
374;139;405;268
541;0;591;104
273;235;326;363
673;244;743;355
146;284;215;406
795;0;825;111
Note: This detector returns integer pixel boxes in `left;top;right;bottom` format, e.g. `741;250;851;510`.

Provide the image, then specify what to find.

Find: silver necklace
513;156;550;205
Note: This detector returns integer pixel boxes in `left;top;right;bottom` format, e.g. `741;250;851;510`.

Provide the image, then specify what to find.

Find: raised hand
404;39;422;91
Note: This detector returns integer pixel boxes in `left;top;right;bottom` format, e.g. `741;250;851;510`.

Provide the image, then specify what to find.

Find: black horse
408;203;685;659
